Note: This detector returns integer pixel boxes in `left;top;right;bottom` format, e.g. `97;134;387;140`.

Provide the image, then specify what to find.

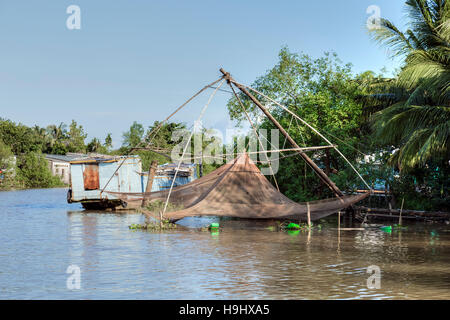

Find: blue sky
0;0;407;148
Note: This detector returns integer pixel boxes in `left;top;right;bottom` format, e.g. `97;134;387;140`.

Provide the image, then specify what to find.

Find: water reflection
0;189;449;299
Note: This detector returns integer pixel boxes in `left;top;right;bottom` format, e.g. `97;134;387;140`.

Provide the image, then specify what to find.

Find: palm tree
369;0;449;170
46;123;67;145
87;138;103;153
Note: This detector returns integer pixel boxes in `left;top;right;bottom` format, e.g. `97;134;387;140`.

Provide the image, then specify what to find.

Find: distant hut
45;153;84;185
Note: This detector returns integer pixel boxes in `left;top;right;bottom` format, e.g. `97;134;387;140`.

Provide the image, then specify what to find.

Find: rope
294;117;308;185
233;81;372;191
229;82;280;191
282;115;294;150
162;78;226;216
100;77;223;194
319;130;367;157
138;77;224;151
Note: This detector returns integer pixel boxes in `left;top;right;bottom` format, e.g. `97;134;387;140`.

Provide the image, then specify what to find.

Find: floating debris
209;222;220;230
280;221;318;232
285;223;301;230
129;219;177;231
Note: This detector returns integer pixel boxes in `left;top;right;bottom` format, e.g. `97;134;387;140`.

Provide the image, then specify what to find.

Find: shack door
83;164;100;190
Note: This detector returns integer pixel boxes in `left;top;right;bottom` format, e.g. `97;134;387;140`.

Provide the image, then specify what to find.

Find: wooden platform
355;206;450;222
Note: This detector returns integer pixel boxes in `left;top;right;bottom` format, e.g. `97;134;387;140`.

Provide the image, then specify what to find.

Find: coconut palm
87;138;103;153
46;123;67;145
369;0;449;170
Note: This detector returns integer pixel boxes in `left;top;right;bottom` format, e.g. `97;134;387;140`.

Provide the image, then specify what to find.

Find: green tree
87;137;107;154
135;121;187;171
66;120;87;153
369;0;450;170
0;139;18;190
16;152;65;188
0;119;44;154
227;48;369;200
118;121;205;172
122;121;145;149
0;139;13;169
43;123;68;154
104;133;113;151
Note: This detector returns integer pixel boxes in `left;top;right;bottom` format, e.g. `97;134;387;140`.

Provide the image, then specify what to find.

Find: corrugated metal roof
45;153;138;164
45;154;84;162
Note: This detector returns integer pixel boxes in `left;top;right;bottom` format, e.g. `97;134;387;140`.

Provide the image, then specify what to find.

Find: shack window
83;164;100;190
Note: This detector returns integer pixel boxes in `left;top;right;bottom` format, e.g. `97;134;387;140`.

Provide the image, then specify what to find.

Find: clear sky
0;0;407;148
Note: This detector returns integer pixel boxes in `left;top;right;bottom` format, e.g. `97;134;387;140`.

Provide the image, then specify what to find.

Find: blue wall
70;157;197;202
70;156;143;202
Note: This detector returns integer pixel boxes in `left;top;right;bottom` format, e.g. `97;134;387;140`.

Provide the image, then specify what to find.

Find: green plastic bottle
209;222;219;230
286;223;301;230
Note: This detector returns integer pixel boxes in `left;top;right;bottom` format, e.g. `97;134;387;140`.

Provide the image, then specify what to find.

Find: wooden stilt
337;211;341;252
142;160;158;207
399;198;404;225
307;202;311;227
338;211;341;230
199;159;203;177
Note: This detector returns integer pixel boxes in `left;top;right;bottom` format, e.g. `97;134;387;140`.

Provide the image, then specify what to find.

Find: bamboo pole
307;202;311;227
337;212;341;253
338;211;341;230
399;198;404;225
142;160;158;207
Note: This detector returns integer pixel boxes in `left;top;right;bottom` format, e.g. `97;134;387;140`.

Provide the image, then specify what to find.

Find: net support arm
220;68;344;198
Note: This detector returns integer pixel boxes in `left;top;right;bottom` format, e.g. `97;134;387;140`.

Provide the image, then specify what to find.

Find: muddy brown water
0;188;449;299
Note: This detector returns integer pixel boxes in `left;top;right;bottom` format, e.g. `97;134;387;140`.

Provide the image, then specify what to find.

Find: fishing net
106;153;368;221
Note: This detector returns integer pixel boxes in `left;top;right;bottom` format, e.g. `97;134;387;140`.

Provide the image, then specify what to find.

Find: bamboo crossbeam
173;146;338;162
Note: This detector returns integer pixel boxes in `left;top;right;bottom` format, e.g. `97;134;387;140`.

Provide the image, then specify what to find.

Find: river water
0;188;449;299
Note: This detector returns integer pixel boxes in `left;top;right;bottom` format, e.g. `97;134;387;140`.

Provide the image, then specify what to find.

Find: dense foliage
368;0;449;169
365;0;450;210
0;118;101;190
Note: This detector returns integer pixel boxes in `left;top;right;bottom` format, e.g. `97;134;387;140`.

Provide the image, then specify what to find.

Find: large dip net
103;69;372;221
106;153;368;221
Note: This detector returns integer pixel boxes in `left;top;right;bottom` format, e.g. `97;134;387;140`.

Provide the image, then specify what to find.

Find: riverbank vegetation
0;127;66;190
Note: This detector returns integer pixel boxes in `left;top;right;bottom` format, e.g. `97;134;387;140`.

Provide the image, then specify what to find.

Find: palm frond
369;18;414;57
